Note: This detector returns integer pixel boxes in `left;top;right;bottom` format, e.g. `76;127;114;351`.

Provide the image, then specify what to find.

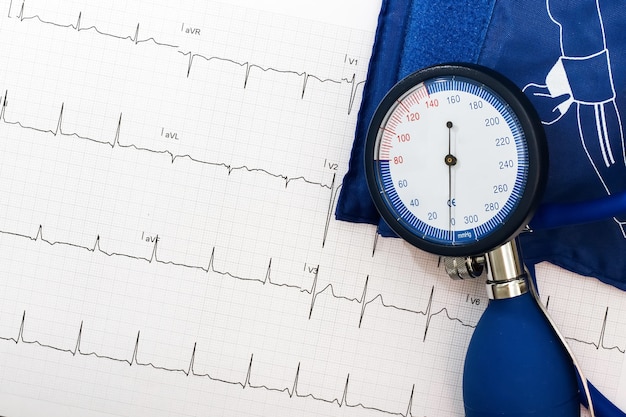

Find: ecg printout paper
0;1;624;416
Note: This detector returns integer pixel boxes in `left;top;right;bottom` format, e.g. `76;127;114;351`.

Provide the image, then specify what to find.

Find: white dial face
374;76;529;247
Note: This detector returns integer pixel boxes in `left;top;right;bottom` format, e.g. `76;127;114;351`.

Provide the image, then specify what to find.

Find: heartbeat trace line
0;91;332;190
0;225;476;336
14;1;177;49
12;1;365;114
545;297;625;354
180;51;363;113
0;310;419;417
0;90;340;247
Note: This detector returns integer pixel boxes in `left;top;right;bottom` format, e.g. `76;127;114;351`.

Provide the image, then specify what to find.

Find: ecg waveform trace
2;221;623;417
180;50;363;113
11;1;365;114
545;297;626;354
15;1;178;49
0;2;474;416
0;310;418;417
0;91;334;191
0;225;477;335
0;88;341;247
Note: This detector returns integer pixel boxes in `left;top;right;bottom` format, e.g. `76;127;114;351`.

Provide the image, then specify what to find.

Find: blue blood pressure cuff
337;0;626;291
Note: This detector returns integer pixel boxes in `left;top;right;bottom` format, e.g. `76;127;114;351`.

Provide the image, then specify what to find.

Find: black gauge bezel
364;63;548;256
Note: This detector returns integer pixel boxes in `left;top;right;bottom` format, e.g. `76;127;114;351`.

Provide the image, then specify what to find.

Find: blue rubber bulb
463;291;579;417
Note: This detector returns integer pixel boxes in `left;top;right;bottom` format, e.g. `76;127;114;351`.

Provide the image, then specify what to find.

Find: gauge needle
444;121;457;236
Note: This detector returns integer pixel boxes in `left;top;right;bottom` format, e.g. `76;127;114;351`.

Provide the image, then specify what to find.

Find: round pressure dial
365;63;547;256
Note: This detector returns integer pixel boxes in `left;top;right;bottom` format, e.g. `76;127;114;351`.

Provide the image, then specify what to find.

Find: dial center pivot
445;154;457;166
